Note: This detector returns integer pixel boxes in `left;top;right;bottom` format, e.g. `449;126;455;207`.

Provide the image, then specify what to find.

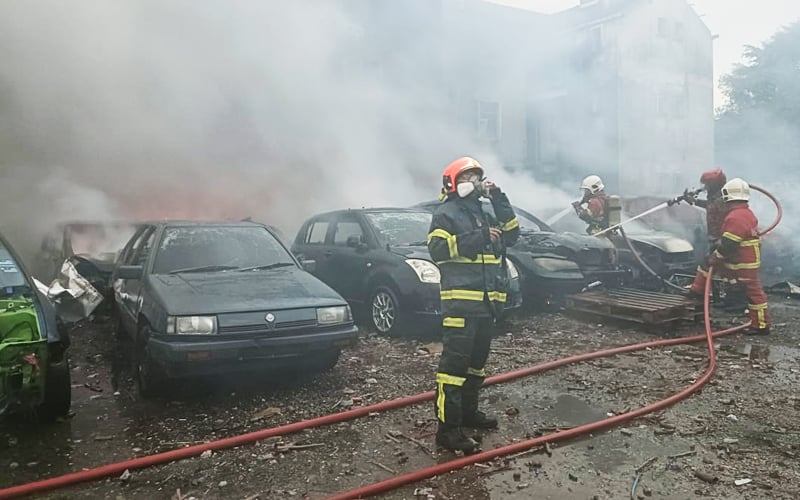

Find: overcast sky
490;0;800;107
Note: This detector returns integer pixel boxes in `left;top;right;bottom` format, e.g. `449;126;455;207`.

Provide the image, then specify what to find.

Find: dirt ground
1;296;799;500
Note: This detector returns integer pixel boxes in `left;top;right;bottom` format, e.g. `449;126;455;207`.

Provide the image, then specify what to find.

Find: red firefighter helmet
700;169;727;189
442;157;484;195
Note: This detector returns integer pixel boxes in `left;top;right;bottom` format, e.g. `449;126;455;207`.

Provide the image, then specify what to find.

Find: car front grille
662;251;694;264
218;319;318;336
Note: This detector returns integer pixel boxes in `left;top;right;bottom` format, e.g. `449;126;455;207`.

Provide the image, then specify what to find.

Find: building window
657;17;668;37
476;100;501;141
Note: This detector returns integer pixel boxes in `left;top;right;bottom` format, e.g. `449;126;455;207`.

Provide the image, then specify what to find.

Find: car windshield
365;211;432;246
152;226;295;275
0;242;28;290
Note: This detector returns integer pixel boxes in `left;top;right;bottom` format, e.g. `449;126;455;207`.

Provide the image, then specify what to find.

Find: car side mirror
347;235;367;250
116;265;143;280
300;259;316;273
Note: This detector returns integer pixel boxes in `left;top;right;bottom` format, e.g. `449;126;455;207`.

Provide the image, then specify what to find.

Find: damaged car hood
147;267;346;315
389;245;431;260
517;230;615;252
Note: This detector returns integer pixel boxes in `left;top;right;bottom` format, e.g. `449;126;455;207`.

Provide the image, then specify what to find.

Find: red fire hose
0;186;780;499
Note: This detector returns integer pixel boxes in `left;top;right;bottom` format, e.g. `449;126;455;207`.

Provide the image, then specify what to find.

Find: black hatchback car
291;208;522;336
112;221;358;397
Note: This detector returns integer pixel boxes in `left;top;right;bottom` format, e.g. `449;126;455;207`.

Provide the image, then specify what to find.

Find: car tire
38;357;72;423
134;325;164;399
369;286;402;336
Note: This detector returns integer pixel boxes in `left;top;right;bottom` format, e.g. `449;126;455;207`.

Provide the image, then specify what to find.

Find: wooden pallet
565;288;701;325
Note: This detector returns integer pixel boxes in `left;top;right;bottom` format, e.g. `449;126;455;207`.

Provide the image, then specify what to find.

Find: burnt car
112;221;358;397
415;200;623;305
291;208;522;336
37;221;141;298
547;207;696;284
0;232;71;421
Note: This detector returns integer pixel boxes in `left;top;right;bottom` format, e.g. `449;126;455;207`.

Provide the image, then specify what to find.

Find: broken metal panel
35;260;104;324
565;288;701;324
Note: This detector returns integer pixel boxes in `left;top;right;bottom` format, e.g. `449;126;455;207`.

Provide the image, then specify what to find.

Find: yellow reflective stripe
697;266;709;277
725;262;761;270
437;381;446;422
740;239;760;247
467;367;486;377
436;373;466;386
441;289;484;301
440;290;507;302
427;229;458;259
442;317;465;328
722;231;743;242
748;303;768;311
501;218;519;231
436;254;501;265
712;250;723;260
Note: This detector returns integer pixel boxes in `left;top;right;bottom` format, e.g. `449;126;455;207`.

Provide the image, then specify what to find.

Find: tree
715;21;800;181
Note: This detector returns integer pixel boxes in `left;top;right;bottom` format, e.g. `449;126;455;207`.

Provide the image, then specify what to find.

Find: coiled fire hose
0;185;781;499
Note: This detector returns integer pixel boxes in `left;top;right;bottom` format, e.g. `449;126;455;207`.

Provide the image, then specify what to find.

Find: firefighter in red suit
573;175;609;235
709;178;769;335
687;169;732;296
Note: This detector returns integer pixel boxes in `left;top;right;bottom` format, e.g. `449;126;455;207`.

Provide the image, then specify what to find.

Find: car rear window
365;212;431;246
152;226;294;275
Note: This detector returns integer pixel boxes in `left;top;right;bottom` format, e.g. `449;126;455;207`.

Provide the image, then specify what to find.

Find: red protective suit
709;203;768;331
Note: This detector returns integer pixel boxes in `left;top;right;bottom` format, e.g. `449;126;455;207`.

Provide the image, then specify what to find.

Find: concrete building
528;0;715;195
343;0;714;197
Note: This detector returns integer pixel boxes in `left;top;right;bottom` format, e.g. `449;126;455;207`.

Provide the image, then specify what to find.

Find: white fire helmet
580;175;604;194
721;178;750;202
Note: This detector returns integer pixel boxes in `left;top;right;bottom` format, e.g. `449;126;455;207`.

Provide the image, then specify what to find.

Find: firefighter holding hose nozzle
573;175;610;235
427;156;520;453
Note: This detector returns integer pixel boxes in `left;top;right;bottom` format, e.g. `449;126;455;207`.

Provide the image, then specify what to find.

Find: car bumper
147;325;359;378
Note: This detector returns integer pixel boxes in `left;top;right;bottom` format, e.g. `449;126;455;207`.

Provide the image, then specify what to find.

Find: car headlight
506;259;520;279
405;259;441;284
532;257;580;272
167;316;218;335
317;306;353;325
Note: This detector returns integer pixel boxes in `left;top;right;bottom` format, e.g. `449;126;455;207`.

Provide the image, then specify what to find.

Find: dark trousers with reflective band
435;316;493;426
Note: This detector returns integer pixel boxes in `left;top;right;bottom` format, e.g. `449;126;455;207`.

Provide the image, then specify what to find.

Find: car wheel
370;286;401;336
134;326;163;398
38;357;72;423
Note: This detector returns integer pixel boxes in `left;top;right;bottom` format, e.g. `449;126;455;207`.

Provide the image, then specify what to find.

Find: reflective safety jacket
713;202;760;271
427;190;519;318
695;192;728;241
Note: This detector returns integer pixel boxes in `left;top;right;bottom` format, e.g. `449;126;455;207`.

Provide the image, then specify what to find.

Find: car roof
307;207;432;218
140;220;269;228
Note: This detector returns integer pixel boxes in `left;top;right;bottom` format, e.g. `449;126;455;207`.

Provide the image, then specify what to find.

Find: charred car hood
147;267;346;315
516;231;615;252
623;233;694;253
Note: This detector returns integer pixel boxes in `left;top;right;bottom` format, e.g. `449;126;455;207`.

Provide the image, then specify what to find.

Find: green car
0;233;71;421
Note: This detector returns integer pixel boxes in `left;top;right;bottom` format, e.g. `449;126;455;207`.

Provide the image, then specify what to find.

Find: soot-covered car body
0;232;71;420
112;221;358;397
415;200;623;304
548;208;696;282
291;208;522;336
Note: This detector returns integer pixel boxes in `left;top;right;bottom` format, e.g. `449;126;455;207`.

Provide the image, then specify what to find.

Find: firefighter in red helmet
685;169;730;297
427;156;519;453
709;178;770;335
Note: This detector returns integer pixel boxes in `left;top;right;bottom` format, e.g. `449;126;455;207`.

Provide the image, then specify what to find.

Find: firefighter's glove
682;188;697;205
488;227;502;243
572;200;583;215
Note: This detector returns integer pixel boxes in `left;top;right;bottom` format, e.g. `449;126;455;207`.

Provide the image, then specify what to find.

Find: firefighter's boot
462;375;498;429
436;424;479;453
